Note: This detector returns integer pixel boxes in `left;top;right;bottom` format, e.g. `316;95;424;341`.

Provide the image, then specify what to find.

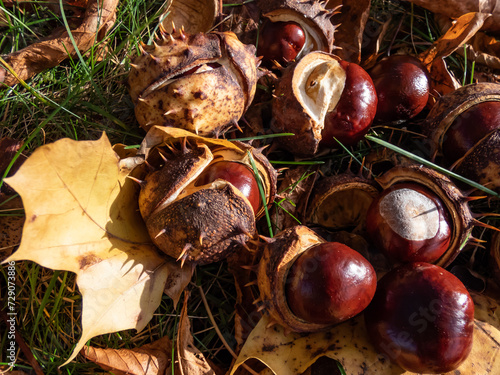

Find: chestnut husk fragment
307;173;380;232
271;52;346;157
374;164;474;268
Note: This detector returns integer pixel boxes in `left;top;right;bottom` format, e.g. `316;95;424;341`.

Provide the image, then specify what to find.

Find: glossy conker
366;182;452;264
369;55;430;123
364;262;474;373
285;242;376;325
257;20;306;66
195;161;260;215
320;60;378;147
441;101;500;165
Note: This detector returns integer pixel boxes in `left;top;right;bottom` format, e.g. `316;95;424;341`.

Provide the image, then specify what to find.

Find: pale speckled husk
128;32;259;136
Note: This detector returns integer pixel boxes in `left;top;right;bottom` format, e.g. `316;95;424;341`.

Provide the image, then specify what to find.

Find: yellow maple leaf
2;133;178;365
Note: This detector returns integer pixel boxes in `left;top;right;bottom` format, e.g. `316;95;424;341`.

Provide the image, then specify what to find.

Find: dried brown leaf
418;12;489;101
403;0;500;33
0;0;118;86
82;336;173;375
177;292;216;375
332;0;372;64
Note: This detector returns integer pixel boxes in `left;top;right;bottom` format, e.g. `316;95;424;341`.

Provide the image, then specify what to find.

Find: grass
0;0;499;374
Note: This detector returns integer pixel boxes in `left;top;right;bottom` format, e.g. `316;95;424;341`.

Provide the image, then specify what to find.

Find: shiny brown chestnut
369;54;430;123
257;20;306;66
364;262;474;373
285;242;376;325
365;182;452;264
195;161;261;215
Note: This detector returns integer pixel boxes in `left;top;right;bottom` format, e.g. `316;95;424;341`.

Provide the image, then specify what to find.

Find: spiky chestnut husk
257;0;338;59
307;172;380;232
372;165;476;268
135;127;277;266
128;31;259;136
422;82;500;193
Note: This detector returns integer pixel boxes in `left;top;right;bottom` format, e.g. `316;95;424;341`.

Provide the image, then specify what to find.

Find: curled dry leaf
0;0;118;86
230;311;500;375
82;336;173;375
1;134;182;365
403;0;500;33
418;12;489;100
177;292;216;375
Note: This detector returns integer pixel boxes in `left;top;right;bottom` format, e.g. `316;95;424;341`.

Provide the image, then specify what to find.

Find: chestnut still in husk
365;262;474;373
285;242;377;325
441;101;500;165
366;182;452;264
369;54;430;123
257;20;306;66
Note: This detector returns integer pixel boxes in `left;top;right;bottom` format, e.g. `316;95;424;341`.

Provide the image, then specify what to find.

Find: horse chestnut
195;161;260;215
366;182;452;264
369;55;430;123
441;101;500;165
365;262;474;373
285;242;376;325
257;21;306;66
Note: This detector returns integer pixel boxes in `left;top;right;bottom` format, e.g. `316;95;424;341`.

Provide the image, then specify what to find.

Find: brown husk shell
453;128;500;194
257;225;332;333
375;165;474;268
307;173;380;232
160;0;219;35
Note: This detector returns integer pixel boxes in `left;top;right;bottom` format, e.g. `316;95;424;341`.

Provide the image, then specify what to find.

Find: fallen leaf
419;12;490;67
230;312;500;375
82;335;173;375
177;292;216;375
403;0;500;33
0;0;118;86
331;0;372;64
418;12;489;101
2;133;176;365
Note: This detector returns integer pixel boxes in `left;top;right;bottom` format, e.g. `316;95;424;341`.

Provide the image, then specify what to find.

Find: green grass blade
365;135;499;197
